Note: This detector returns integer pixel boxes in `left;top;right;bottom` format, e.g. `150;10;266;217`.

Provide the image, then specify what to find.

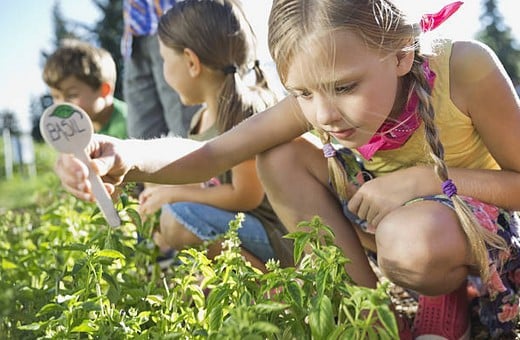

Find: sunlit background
0;0;519;131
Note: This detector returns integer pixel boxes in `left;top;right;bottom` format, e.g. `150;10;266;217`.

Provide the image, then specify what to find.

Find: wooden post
20;133;36;178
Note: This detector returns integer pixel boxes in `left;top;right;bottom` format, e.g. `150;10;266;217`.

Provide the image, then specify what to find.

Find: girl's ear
396;50;414;77
183;48;201;77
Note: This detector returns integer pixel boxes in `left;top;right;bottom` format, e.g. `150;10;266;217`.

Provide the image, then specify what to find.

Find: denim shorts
162;202;276;263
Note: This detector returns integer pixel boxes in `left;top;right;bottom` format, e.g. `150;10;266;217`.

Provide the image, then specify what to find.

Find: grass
0;139;59;211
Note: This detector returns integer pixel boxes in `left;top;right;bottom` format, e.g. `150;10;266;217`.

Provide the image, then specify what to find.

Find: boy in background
43;39;128;139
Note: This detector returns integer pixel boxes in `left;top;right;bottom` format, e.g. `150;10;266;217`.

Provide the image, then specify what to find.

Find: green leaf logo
50;105;79;119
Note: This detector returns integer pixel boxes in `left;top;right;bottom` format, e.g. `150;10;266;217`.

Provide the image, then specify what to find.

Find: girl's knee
376;216;439;287
375;208;469;293
158;210;199;250
257;137;322;184
257;139;301;173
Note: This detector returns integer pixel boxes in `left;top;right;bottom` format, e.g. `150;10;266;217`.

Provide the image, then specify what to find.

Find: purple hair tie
442;179;457;198
323;143;336;158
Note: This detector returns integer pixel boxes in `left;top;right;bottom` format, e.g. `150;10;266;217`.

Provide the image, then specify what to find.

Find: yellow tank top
359;39;499;177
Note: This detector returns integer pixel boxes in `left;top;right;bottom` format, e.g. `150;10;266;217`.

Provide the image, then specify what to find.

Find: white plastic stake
39;103;121;227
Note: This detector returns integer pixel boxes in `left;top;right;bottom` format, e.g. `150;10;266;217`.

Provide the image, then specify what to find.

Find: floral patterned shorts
409;195;520;338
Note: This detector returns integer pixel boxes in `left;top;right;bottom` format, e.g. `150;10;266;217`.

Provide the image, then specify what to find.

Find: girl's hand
137;184;199;221
54;135;130;201
347;168;423;229
138;186;174;220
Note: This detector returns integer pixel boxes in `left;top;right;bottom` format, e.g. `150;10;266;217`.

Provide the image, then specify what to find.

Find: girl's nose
315;95;341;126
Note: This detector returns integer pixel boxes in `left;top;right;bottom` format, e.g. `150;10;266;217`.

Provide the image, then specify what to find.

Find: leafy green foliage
0;188;398;339
0;142;58;210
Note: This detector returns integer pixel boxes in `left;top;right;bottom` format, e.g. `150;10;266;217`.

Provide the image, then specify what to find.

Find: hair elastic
442;179;457;198
322;143;337;158
223;65;237;75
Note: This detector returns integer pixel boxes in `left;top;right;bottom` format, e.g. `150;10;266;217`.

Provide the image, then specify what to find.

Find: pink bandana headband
355;1;463;160
421;1;464;33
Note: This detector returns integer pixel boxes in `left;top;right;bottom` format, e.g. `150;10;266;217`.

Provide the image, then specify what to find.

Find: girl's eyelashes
288;82;356;99
297;89;313;99
288;88;313;99
335;82;357;94
288;83;358;99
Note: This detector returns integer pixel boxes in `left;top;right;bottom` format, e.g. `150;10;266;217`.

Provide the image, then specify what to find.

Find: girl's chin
333;136;373;150
333;139;360;149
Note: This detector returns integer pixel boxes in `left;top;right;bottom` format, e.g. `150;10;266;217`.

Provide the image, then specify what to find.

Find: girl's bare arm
372;40;520;211
125;95;308;184
56;96;308;200
448;39;520;209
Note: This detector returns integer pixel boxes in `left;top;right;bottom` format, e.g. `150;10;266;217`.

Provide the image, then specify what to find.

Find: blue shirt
121;0;175;58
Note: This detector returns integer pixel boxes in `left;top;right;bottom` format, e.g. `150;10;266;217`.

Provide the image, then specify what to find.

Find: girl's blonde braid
318;130;355;202
410;57;507;282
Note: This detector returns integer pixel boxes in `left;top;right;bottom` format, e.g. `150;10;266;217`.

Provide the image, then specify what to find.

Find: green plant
0;141;58;210
0;188;397;339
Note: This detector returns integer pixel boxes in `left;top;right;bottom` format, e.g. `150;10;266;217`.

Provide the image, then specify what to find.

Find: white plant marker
39;103;121;227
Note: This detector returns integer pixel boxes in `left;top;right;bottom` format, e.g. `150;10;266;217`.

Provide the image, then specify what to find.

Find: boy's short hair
43;39;116;91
